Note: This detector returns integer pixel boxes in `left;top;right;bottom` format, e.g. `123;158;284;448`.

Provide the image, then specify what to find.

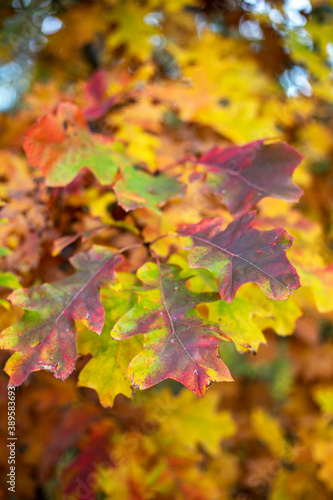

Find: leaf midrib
22;255;119;377
191;235;288;289
155;261;200;372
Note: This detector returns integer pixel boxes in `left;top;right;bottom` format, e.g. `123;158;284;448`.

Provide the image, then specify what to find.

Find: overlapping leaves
77;285;143;407
3;103;303;397
23;102;185;211
0;247;123;385
192;140;303;215
112;262;250;396
179;211;300;303
23;102;130;186
113;167;185;213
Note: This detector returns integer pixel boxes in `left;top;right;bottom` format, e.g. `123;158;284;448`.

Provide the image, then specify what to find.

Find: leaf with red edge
23;102;131;186
0;246;123;386
178;211;300;303
112;262;250;397
195;140;303;215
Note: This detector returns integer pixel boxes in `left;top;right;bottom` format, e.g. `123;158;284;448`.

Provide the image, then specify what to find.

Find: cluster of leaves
0;0;333;498
1;324;333;499
1;99;305;396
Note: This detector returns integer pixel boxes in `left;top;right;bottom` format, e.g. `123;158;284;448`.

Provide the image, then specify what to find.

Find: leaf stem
114;243;144;254
147;233;178;246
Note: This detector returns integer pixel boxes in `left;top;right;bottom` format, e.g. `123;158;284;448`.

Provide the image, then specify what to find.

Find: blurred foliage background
0;0;333;499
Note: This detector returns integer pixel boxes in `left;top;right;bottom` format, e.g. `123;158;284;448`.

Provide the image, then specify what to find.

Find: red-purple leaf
112;263;250;397
61;421;113;500
196;140;303;215
179;211;301;302
0;247;123;386
83;69;119;121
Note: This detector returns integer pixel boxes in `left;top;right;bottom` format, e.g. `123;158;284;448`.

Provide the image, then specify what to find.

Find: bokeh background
1;1;333;499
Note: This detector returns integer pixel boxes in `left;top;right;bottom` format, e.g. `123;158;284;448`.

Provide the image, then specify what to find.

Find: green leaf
0;247;11;257
0;271;21;289
207;284;302;352
113;167;185;213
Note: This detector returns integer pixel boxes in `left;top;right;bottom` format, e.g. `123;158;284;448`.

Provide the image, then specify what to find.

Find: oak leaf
112;262;249;397
197;140;303;215
179;211;300;302
142;388;235;454
23;102;130;186
0;247;123;385
114;167;185;213
206;284;302;352
77;286;142;407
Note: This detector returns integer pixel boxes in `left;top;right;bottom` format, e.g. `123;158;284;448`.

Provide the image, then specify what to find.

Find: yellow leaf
251;408;288;458
138;388;235;454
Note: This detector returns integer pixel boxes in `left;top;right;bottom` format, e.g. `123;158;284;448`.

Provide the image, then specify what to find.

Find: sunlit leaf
77;287;142;407
0;247;123;385
112;262;250;396
114;167;185;213
196;140;303;215
23;102;131;186
179;211;300;302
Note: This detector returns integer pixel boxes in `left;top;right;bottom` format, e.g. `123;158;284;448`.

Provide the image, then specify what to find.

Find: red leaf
112;263;249;397
179;211;301;302
23;102;86;175
197;140;303;215
61;421;113;500
39;407;102;481
0;247;123;386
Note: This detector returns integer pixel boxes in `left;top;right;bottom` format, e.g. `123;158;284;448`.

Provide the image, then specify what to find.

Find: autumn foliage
1;0;333;499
